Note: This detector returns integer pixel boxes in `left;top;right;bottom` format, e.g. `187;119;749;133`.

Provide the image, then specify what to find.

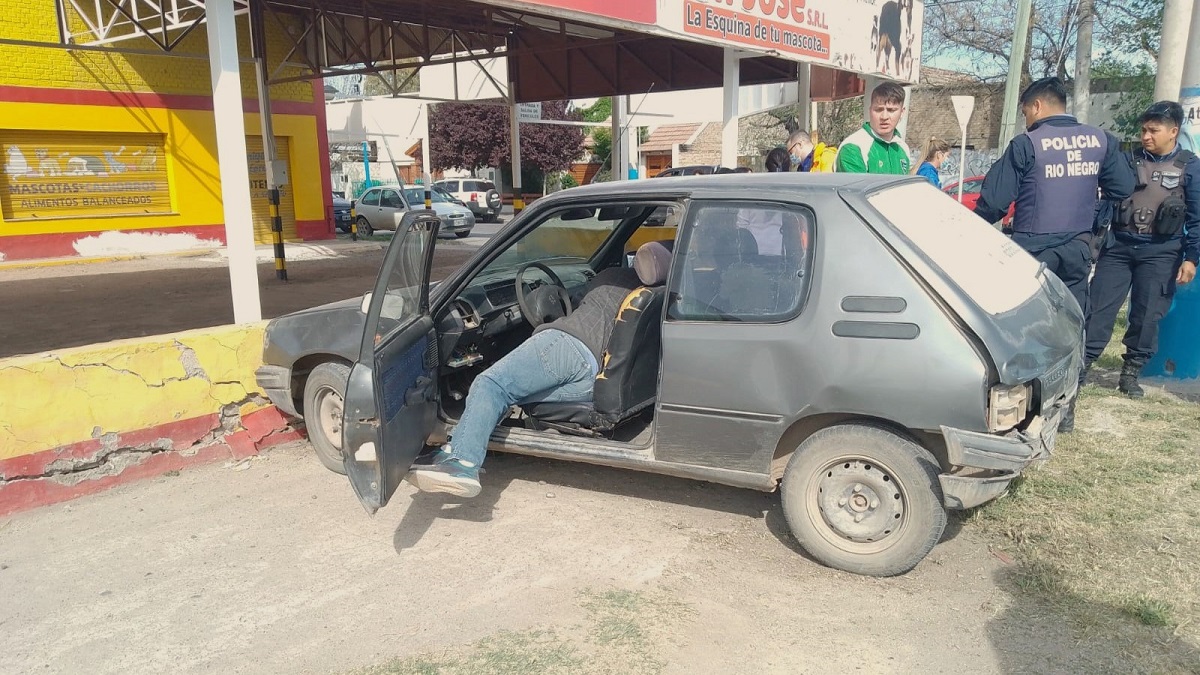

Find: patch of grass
350;589;693;675
354;630;582;675
970;381;1200;671
1124;594;1175;627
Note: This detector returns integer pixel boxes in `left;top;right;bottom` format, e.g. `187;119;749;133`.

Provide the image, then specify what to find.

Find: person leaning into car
1081;101;1199;406
973;77;1134;315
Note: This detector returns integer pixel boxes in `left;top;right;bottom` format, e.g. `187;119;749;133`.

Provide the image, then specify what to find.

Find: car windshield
868;182;1042;315
479;206;639;277
404;188;448;204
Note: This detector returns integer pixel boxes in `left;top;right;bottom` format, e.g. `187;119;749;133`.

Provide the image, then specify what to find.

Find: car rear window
868;182;1042;315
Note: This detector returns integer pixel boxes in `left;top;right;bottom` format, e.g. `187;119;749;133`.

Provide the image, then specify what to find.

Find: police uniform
974;115;1134;312
1084;146;1200;394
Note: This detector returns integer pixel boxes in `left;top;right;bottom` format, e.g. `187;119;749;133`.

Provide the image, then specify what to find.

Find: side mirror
360;292;372;313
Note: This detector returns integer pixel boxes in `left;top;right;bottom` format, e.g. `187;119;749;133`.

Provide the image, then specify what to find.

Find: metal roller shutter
1;130;171;221
246;136;297;244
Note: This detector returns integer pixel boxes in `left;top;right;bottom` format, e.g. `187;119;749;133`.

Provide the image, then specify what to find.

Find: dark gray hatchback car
257;174;1082;577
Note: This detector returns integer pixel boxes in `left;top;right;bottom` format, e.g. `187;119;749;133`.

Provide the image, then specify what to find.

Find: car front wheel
355;216;373;237
780;424;946;577
302;361;351;474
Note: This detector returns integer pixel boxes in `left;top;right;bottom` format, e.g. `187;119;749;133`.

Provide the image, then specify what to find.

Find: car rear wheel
455;230;471;238
302;362;351;474
355;216;373;237
781;424;946;577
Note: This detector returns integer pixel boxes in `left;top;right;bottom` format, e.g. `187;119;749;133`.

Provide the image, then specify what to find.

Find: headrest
634;240;672;286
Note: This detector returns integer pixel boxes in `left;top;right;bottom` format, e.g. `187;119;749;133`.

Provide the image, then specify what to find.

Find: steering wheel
515;261;573;328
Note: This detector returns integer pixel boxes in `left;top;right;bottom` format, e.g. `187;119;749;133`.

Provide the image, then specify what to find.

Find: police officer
1082;101;1200;401
974;77;1134;313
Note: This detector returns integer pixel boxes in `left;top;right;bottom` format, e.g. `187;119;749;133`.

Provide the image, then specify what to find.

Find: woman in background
913;137;951;188
765;146;792;172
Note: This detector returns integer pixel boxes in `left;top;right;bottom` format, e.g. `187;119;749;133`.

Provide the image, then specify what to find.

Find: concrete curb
0;323;295;515
0;407;304;517
0;247;215;271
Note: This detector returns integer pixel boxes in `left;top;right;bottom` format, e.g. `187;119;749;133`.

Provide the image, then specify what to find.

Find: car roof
547;172;922;202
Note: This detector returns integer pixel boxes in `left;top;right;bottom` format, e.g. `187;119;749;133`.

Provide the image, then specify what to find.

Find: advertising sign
512;0;658;24
1181;86;1199;153
1;131;171;220
517;102;543;122
662;0;924;83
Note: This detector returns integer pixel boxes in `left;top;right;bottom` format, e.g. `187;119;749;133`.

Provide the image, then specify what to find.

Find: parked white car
433;178;502;222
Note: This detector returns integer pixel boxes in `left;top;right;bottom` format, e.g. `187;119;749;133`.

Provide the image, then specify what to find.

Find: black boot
1118;359;1145;399
1058;396;1077;433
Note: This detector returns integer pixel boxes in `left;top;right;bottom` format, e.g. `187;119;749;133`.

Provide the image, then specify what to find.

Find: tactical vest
1115;150;1194;236
1014;122;1108;234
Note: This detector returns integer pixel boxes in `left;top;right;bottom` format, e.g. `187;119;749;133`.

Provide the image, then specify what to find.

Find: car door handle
404;375;435;406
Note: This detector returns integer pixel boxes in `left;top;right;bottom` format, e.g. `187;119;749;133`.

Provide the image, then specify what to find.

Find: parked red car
943;175;1014;226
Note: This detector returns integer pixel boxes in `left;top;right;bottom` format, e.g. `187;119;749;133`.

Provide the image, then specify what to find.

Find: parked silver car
351;186;474;238
257;174;1081;577
401;187;475;238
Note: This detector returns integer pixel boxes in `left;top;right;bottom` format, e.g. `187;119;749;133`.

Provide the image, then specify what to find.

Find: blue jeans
449;329;597;467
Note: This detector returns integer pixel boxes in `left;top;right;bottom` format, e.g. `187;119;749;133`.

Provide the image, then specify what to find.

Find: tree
428;100;585;192
923;0;1158;83
580;97;611;123
361;68;420;97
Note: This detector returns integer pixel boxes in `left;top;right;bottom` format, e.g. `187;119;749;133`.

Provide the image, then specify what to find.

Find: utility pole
998;0;1034;148
1155;0;1196;101
1073;0;1094;123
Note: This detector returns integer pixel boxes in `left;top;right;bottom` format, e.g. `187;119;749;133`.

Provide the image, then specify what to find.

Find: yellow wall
0;0;326;242
0;102;323;237
0;324;268;461
0;0;312;102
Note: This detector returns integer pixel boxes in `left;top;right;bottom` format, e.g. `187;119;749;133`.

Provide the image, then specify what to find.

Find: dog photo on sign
872;0;914;76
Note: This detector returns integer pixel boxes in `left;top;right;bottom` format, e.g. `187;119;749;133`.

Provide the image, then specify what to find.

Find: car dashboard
435;261;596;371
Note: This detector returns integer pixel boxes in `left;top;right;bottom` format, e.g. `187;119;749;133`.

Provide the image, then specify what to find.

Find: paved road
0;241;477;359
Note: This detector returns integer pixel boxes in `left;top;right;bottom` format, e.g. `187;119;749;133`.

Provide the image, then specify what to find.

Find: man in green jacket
835;81;912;174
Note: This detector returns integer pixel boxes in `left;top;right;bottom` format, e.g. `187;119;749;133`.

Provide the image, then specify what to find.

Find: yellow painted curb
0;322;269;462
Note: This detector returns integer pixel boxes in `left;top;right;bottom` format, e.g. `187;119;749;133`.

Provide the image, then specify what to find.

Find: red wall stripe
0;84;318;116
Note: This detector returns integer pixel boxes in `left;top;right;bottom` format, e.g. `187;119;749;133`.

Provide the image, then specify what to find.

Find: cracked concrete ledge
0;322;304;516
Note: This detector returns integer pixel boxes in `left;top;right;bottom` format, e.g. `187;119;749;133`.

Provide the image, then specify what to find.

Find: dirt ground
0;440;1145;675
0;242;475;359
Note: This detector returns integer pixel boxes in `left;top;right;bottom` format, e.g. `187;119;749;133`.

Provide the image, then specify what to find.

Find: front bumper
937;408;1059;509
442;216;474;233
255;365;298;417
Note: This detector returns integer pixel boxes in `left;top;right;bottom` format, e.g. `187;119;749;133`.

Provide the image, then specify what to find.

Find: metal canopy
54;0;809;102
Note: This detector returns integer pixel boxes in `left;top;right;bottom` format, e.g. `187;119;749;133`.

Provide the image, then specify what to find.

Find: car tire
455;230;471;238
302;361;351;475
780;424;946;577
356;216;373;237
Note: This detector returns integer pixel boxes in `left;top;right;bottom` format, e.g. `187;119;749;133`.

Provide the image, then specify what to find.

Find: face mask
790;153;803;165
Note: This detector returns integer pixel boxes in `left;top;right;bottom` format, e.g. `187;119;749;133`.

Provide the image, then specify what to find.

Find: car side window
667;201;814;322
381;189;404;209
964;180;983;194
360;190;380;206
441;181;458;192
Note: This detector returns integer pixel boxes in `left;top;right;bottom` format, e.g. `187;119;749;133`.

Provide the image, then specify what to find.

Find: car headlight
988;383;1030;432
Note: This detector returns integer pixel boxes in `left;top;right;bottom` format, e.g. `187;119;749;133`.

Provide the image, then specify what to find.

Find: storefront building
0;0;333;261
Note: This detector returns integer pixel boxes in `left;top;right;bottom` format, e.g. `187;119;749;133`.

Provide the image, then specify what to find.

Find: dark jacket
1111;145;1200;264
535;268;641;361
974;115;1134;245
